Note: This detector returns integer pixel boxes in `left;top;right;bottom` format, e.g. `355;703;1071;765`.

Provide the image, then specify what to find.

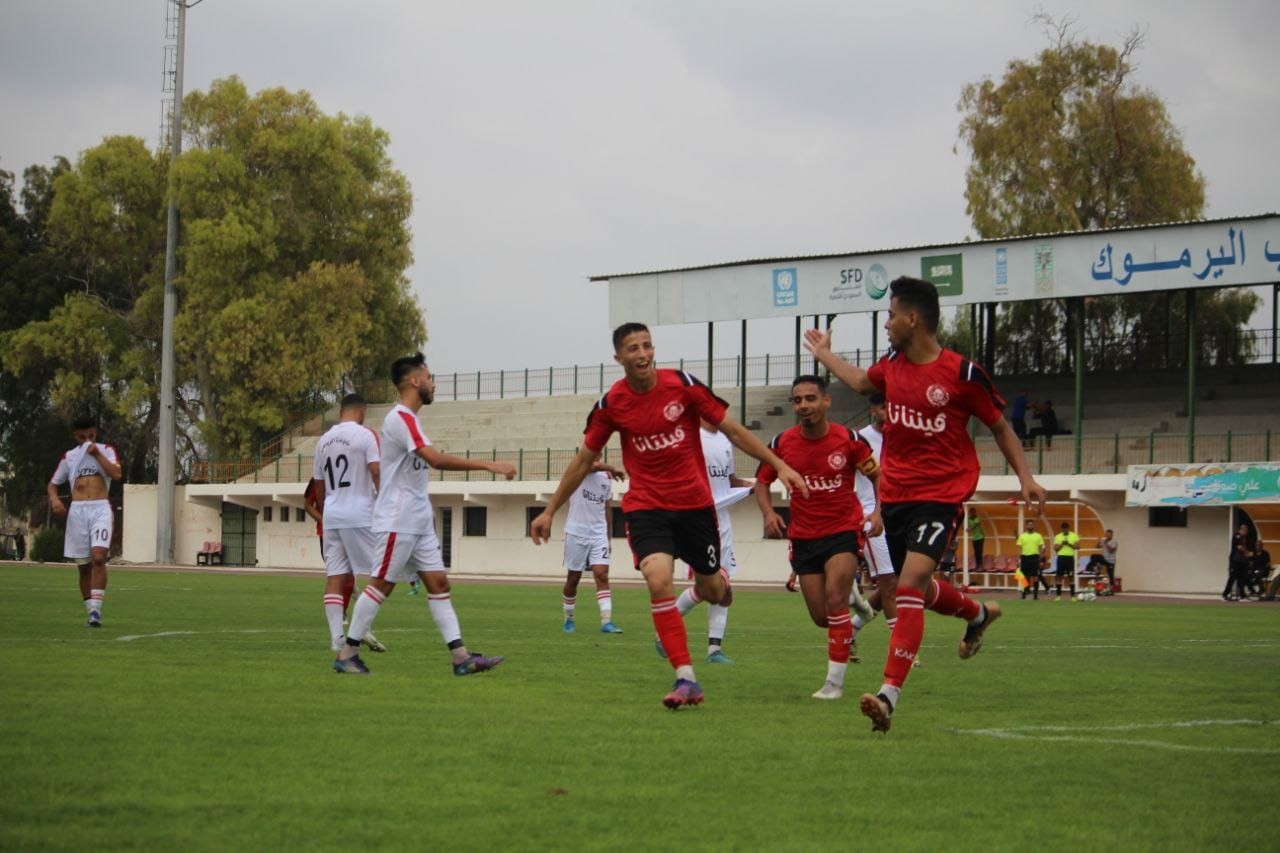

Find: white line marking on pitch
116;627;422;642
950;719;1280;754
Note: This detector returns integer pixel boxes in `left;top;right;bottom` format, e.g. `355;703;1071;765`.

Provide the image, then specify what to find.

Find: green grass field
1;564;1276;852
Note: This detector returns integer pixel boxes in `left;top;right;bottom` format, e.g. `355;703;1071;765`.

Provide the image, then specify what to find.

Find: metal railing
194;429;1275;486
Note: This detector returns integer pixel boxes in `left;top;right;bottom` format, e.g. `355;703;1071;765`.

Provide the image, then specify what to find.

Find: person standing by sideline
754;374;881;700
560;461;626;635
804;276;1046;733
530;322;808;709
1017;520;1047;601
334;353;514;675
1224;523;1256;602
1052;522;1080;599
967;512;986;570
1099;529;1118;589
48;416;122;628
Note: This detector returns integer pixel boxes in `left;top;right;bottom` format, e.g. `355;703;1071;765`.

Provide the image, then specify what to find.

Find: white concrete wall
124;479;1244;592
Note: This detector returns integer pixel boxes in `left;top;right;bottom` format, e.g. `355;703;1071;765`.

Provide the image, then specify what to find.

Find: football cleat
706;649;735;664
333;655;370;675
958;601;1002;660
599;621;623;634
811;680;844;700
850;589;875;623
662;678;704;709
86;611;102;628
859;692;894;733
850;641;861;664
563;618;576;634
362;632;387;653
453;652;503;676
654;638;668;659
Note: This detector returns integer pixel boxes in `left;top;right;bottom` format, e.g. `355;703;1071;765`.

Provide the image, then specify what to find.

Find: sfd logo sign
773;268;797;307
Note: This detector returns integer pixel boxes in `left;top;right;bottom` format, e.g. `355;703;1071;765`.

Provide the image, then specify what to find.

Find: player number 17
914;521;946;546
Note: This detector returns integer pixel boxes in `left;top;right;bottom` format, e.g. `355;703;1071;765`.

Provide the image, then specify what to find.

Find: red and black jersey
757;423;877;540
582;369;728;513
866;348;1004;505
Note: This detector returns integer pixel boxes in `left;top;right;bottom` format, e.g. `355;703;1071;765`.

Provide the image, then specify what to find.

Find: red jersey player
530;322;808;709
805;276;1046;733
754;374;882;700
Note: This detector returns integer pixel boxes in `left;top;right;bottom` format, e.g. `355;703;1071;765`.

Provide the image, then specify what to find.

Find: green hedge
30;527;65;563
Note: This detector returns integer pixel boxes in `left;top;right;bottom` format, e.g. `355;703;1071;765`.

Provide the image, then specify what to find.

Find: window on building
525;507;543;539
1148;506;1187;528
463;506;488;537
296;507;307;522
438;507;452;568
263;506;272;523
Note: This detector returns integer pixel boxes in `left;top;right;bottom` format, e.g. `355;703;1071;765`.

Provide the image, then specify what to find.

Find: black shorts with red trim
623;507;721;575
882;501;964;572
788;530;862;575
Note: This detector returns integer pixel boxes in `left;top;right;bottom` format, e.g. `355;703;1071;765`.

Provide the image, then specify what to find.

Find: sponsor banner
604;216;1280;326
1125;462;1280;507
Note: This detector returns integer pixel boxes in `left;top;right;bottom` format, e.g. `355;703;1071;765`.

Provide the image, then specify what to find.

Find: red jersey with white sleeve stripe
582;369;728;513
756;423;876;539
372;403;435;535
866;347;1005;505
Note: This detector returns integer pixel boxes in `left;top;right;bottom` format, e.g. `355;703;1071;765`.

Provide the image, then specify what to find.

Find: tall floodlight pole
156;0;191;564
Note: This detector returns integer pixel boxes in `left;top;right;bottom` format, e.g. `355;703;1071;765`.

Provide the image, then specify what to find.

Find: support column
1186;290;1198;463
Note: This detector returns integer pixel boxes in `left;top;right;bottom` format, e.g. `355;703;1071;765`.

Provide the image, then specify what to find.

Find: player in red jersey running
755;374;882;700
530;323;808;709
805;277;1046;732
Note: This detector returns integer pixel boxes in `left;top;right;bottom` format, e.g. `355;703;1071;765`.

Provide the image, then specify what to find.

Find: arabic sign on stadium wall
602;215;1280;327
1125;462;1280;507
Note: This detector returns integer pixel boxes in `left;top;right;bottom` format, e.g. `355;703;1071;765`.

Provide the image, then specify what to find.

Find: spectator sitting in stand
1027;400;1069;449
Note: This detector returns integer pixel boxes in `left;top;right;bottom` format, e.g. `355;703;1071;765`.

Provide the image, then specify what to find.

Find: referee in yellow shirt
1016;520;1046;601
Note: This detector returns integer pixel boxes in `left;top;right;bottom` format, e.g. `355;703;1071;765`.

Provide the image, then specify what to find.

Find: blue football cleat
600;621;623;634
662;678;704;709
563;618;575;633
654;638;667;659
453;653;503;676
706;649;734;664
333;655;370;675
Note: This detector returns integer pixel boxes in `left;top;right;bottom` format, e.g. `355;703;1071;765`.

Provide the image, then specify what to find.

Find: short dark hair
1060;522;1070;530
71;416;97;431
890;276;940;332
791;374;827;392
340;393;366;410
390;352;427;387
612;322;650;352
867;392;885;405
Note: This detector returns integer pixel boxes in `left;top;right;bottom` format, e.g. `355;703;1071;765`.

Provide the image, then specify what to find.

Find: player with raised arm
805;276;1047;732
48;416;122;627
754;375;882;700
309;393;387;655
561;460;626;634
334;353;515;676
530;323;808;709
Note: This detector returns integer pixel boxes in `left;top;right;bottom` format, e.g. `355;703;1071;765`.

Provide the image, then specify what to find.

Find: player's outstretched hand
490;461;517;480
1021;479;1048;516
864;509;884;539
779;465;810;499
803;328;832;356
530;510;553;545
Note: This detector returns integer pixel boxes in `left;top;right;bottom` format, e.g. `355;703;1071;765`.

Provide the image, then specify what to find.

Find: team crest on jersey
663;401;685;422
827;451;847;470
926;384;950;408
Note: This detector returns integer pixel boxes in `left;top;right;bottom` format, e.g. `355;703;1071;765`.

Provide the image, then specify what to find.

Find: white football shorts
323;526;377;577
563;532;610;572
371;529;445;583
861;529;894;577
64;499;113;562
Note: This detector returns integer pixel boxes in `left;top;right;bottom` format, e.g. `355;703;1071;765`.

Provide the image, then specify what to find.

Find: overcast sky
2;0;1277;372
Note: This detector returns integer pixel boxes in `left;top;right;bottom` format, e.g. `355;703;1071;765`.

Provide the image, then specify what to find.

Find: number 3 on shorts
913;521;946;546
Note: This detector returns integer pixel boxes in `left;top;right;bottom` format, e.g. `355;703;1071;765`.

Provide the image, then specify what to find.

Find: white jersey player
334;352;516;676
668;423;752;664
48;416;122;627
308;394;384;653
849;393;902;647
560;463;626;634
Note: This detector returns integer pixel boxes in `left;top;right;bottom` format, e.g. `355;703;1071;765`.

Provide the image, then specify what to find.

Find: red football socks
651;596;691;667
828;609;852;663
928;578;981;621
883;588;925;688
